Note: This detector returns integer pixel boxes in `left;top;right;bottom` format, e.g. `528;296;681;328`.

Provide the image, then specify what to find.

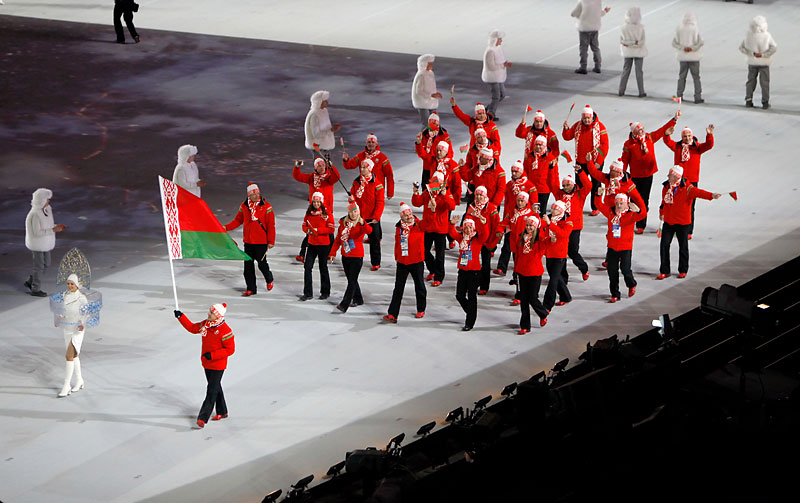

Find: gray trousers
578;31;601;70
29;250;51;292
745;65;770;104
417;108;435;128
487;82;506;117
677;61;702;101
619;57;644;95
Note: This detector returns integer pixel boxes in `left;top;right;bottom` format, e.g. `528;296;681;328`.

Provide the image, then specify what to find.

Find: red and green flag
158;176;250;261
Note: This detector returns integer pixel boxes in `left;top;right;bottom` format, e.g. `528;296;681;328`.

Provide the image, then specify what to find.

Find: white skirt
63;328;84;354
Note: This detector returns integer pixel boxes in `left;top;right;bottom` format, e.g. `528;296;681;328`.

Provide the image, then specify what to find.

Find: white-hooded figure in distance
672;12;704;103
53;274;89;397
25;188;65;296
411;54;441;127
571;0;610;73
304;90;339;158
482;30;511;118
739;15;777;109
172;144;203;197
618;7;647;97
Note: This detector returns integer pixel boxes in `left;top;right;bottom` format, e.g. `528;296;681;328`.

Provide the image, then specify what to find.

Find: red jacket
302;211;335;246
503;177;537;220
514;230;548;277
662;133;714;184
426;157;462;203
463;140;501;172
585;160;646;210
330;217;372;258
544;217;574;259
448;224;487;271
595;195;647;251
416;128;453;175
524;150;558;194
621;119;675;178
178;314;235;370
411;190;456;234
562;114;609;165
394;217;426;265
550;168;591;230
461;159;506;207
351;175;385;221
225;198;276;246
515;120;559;159
659;180;713;225
452;103;501;152
464;201;501;249
500;204;534;251
343;148;395;198
292;164;341;211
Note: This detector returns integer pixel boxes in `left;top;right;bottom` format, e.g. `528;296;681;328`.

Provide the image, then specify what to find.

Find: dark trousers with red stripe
632;175;653;230
607;248;636;298
424;232;447;282
544;257;571;310
518;274;548;330
660;223;690;274
456;269;480;329
339;256;364;310
388;261;427;317
198;368;227;422
578;161;604;211
479;246;494;291
243;243;273;293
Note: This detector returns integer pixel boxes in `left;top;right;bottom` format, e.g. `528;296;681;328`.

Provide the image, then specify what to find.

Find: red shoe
677;273;686;279
267;282;274;291
687;234;692;240
478;289;488;295
371;265;381;271
609;297;620;303
582;272;590;281
241;290;255;297
449;240;456;249
634;228;644;235
415;311;425;319
628;286;636;297
211;414;228;421
364;236;370;244
540;317;548;327
518;328;529;335
425;273;435;281
431;280;442;287
555;300;571;307
511;299;521;306
196;419;205;429
492;268;506;276
601;261;608;268
656;273;670;280
382;314;397;323
295;254;304;263
590;210;600;216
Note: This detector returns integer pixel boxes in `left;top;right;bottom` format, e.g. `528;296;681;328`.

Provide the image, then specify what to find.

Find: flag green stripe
180;231;251;261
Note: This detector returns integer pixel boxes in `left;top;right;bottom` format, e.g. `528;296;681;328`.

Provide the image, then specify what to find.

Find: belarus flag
158;176;250;261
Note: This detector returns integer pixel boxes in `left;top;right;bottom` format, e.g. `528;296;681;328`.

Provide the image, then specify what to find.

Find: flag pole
523;104;529;124
168;254;179;310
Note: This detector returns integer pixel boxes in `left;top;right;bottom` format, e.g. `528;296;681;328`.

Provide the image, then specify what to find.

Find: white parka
482;30;507;83
739;16;777;66
172;144;201;197
25;188;56;252
411;54;438;110
672;12;704;62
304;90;335;151
619;8;647;58
571;0;607;32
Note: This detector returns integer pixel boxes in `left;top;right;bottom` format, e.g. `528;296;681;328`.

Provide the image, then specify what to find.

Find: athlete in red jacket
514;215;550;334
342;133;395;199
657;165;722;279
449;216;488;331
595;189;647;302
496;163;537;276
174;303;235;428
550;168;592;283
224;183;275;296
412;173;456;286
350;159;385;270
292;158;341;262
300;193;335;301
330;202;372;312
497;191;535;302
383;203;427;323
415;113;453;186
421;141;462;203
460;147;506;207
451;98;502;152
542;201;574;311
465;186;501;295
563;105;609;213
516;109;559;160
524;136;560;213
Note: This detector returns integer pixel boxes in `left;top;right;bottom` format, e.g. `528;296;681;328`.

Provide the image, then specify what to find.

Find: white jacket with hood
739;15;777;66
172;144;201;197
25;188;56;252
571;0;607;32
672;12;703;62
619;7;647;58
482;30;507;83
411;54;438;110
304;90;335;151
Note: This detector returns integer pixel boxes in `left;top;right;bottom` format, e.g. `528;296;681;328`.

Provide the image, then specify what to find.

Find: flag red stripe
176;188;228;233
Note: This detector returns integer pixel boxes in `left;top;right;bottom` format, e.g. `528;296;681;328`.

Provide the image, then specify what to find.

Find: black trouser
388;261;427;317
339;256;363;310
496;233;511;273
577;161;604;211
368;221;382;267
424;232;447;281
298;234;309;258
479;246;494;291
660;223;690;275
688;181;698;235
562;229;589;284
198;368;226;422
631;176;653;230
113;5;138;42
518;275;549;330
421;168;430;187
543;257;571;310
303;243;331;297
607;248;636;298
243;243;273;293
456;269;480;329
537;192;550;216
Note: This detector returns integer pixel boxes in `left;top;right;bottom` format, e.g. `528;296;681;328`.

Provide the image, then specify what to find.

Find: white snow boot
58;361;74;397
71;357;84;392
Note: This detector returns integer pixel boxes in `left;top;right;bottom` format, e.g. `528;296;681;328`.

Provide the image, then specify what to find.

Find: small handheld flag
523;104;532;123
450;85;454;97
459;144;469;153
565;103;576;124
560;150;573;163
729;191;738;201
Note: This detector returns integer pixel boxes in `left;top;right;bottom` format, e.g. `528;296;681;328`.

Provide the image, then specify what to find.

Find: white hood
177;144;197;164
416;54;435;72
31;188;52;209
